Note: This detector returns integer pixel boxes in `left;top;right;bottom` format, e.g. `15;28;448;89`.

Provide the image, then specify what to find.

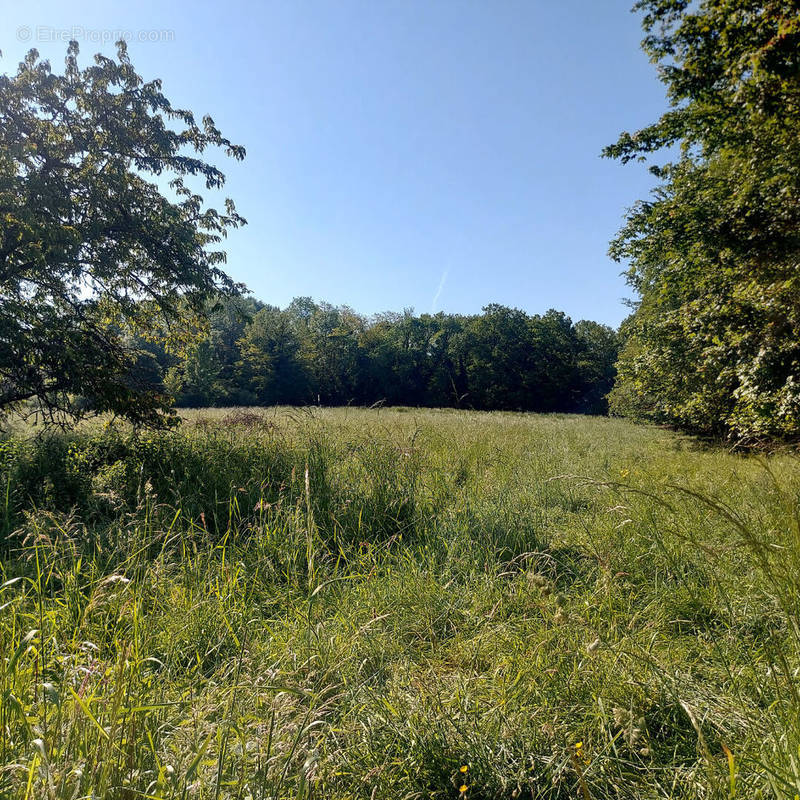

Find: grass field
1;407;800;799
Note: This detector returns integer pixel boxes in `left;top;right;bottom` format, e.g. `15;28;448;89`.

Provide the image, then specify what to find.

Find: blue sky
5;1;668;327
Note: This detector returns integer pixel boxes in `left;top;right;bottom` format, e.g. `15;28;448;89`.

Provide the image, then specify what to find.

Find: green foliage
237;306;311;405
0;41;245;426
606;1;800;442
155;296;619;414
574;320;620;415
2;408;800;797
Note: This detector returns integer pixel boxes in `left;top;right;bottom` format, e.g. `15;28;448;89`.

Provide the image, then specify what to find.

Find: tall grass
1;407;799;798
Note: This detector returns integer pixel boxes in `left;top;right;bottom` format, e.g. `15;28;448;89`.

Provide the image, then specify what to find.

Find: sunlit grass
1;407;799;798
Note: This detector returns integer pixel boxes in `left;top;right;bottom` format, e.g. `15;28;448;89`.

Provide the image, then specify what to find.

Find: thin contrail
430;269;449;314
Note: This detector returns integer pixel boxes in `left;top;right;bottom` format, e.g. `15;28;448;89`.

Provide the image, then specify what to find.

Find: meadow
1;407;799;799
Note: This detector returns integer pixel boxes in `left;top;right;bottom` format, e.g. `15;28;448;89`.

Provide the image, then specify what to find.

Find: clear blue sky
5;1;668;327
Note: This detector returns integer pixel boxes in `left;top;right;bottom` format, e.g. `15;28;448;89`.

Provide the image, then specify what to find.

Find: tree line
134;298;618;414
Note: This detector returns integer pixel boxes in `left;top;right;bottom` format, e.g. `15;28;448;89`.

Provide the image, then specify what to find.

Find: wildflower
620;468;630;478
575;741;583;752
459;785;468;795
459;765;468;773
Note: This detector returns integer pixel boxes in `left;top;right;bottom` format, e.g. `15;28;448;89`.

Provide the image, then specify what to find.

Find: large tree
605;1;800;441
0;41;245;425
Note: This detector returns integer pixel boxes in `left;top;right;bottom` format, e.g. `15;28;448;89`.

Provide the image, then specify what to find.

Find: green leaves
606;1;800;442
0;40;246;426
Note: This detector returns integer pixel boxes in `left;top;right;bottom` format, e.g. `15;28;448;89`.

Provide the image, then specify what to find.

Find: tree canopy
0;41;245;426
155;296;618;415
606;1;800;442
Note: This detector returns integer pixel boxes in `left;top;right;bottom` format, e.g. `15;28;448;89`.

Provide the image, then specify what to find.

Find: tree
464;305;537;410
573;320;618;414
171;338;225;407
528;310;582;411
294;303;364;404
605;1;800;441
0;41;245;426
237;306;310;405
